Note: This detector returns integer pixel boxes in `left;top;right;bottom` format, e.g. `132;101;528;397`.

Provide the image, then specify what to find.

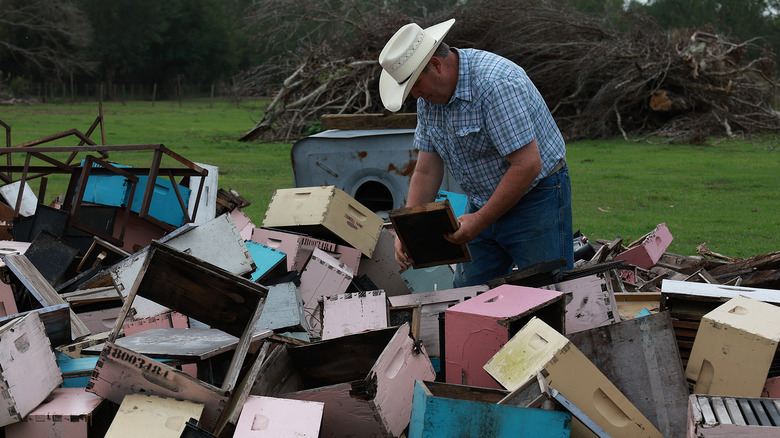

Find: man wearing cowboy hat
379;18;574;287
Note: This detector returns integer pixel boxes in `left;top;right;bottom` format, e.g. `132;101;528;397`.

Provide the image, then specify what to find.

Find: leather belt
544;158;566;179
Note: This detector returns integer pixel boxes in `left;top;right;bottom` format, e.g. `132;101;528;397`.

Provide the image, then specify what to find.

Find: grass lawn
1;99;778;259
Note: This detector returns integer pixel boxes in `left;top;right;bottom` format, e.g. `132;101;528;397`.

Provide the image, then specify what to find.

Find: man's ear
429;56;443;73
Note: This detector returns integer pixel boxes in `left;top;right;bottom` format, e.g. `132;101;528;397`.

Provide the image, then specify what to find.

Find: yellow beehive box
685;295;780;397
262;186;383;257
484;317;662;438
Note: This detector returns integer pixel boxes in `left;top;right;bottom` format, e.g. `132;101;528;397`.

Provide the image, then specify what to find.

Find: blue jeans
453;165;574;288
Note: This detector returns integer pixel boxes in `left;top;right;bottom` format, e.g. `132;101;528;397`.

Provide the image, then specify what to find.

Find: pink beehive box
252;227;361;275
298;248;353;339
231;208;256;241
444;284;564;389
616;223;673;269
5;387;113;438
234;395;324;437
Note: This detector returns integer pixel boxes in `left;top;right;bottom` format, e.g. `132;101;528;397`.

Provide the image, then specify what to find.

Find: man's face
410;60;451;104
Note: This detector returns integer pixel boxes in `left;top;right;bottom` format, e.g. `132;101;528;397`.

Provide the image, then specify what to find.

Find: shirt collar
450;48;472;104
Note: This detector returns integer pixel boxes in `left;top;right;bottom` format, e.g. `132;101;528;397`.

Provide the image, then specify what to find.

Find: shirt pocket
453;123;491;157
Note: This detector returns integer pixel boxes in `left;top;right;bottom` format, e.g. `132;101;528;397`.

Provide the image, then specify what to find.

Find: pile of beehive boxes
1;180;780;437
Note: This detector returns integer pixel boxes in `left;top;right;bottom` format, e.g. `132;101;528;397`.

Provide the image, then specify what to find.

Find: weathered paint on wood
322;290;387;340
122;310;189;336
159;212;255;276
541;274;621;334
87;342;226;431
686;295;780;397
256;324;435;438
445;284;564;388
388;285;488;358
3;254;90;339
105;393;204;438
262;186;383;257
615;223;673;269
233;395;324;437
0;311;63;427
567;311;689;438
298;248;353;338
5;387;111;438
408;380;571;438
255;282;307;333
485;317;663;438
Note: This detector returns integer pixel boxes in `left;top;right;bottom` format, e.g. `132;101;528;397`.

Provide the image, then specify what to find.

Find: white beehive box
0;311;63;427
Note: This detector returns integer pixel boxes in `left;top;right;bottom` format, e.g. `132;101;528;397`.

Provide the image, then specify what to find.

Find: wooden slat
762;399;780;426
723;397;746;426
3;253;90;339
751;398;773;426
738;398;759;425
710;397;732;425
697;396;718;426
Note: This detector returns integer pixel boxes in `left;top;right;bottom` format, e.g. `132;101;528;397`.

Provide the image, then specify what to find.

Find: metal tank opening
354;180;395;213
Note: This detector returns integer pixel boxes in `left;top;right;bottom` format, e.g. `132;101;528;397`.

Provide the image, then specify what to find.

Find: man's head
378;19;455;112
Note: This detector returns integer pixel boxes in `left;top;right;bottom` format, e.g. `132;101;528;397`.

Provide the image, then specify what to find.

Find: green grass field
2;99;778;259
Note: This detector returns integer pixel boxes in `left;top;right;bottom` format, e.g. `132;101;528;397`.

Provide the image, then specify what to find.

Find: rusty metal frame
0;143;208;245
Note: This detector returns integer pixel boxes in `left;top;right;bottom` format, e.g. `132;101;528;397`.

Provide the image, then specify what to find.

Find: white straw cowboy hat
378;18;455;112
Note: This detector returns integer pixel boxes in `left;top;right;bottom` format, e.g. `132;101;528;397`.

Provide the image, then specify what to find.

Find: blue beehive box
130;175;191;226
435;190;468;218
245;240;287;282
409;380;571;438
79;161;132;207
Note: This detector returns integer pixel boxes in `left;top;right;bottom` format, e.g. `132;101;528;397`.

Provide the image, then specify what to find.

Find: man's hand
444;211;486;245
394;236;413;271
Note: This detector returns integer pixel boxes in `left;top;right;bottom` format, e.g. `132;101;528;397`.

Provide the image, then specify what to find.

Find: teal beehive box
409;380;571;438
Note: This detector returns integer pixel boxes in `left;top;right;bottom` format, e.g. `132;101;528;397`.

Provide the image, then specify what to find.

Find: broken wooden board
389;200;470;269
82;328;273;361
0;311;63;427
0;303;72;347
87;342;226;432
108;240;267;394
2;253;90;340
567;311;689;438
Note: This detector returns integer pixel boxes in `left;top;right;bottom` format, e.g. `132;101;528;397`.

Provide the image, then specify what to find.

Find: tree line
1;0;778;102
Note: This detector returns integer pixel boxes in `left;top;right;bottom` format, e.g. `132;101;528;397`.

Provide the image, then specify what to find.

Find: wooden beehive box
688;394;780;436
686;295;780;397
322;290;388;340
445;284;565;389
409;380;572;437
4;387;113;438
484;317;663;437
262;186;383;257
251;323;436;438
660;279;780;371
0;311;63;427
389;200;470;269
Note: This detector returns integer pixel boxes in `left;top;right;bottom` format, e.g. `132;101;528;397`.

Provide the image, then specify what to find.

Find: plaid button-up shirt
414;48;566;208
